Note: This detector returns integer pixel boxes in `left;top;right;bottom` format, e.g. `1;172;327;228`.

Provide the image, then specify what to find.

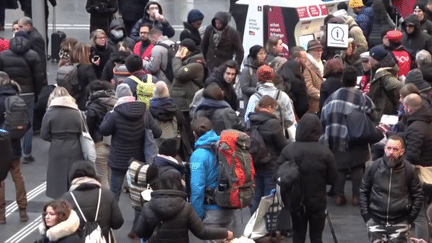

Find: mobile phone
180;47;188;56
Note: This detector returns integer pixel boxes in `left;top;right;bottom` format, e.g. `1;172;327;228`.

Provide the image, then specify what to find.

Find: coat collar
39;210;80;241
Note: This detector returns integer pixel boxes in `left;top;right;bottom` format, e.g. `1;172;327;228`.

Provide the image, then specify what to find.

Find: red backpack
213;129;255;209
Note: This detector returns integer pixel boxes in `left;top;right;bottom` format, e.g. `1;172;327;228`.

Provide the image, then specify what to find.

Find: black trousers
292;207;326;243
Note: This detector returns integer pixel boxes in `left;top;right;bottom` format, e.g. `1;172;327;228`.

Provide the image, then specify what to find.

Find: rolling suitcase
51;6;66;62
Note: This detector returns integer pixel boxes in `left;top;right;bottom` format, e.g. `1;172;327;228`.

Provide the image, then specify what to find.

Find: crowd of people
1;0;432;242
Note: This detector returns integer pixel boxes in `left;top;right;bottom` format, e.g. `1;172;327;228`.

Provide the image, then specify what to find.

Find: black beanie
158;138;178;157
248;45;263;59
125;55;143;73
181;38;197;52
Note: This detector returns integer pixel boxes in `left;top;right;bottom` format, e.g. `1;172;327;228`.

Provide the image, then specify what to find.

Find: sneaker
335;195;347;206
23;155;35;164
19;209;28;222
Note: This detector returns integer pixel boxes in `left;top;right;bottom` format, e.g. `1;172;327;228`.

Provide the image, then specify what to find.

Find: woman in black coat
319;58;343;112
90;29;115;79
133;167;233;242
248;95;289;214
86;0;117;34
62;160;124;241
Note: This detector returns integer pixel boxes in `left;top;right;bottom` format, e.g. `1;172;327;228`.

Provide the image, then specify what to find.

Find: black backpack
156;42;176;82
56;63;78;95
249;125;271;165
3;95;29;140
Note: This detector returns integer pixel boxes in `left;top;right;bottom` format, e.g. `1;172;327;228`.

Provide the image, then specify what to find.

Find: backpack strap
130;75;145;86
94;188;102;221
146;75;153;84
70;188;102;222
135;163;146;184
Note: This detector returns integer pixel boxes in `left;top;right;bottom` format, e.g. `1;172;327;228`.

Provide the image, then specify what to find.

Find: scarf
213;28;223;47
306;53;324;76
69;177;102;191
115;96;136;107
48;96;79;110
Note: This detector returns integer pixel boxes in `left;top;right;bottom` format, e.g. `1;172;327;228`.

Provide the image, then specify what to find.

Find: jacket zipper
386;168;393;226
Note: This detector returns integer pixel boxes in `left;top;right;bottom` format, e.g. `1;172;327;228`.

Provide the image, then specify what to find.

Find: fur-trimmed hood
39;210;80;242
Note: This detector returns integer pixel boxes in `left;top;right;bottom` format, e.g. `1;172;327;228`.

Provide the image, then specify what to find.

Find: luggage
51;6;66;62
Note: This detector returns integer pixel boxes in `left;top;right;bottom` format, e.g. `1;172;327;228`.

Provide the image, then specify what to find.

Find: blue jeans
250;171;276;215
110;167;128;201
203;209;234;243
21;94;34;157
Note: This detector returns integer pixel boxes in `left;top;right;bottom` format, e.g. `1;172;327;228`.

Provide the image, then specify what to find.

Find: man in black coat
277;113;338;243
413;2;432;35
359;135;423;243
402;14;432;55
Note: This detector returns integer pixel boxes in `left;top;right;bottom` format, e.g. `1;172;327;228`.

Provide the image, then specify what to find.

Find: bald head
404;93;423;115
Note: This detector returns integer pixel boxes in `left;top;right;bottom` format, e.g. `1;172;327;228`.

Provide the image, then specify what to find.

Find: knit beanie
405;69;432;92
187;9;204;24
369;45;389;62
248;45;263;59
414;2;426;13
158;138;178;157
180;38;197;52
116;83;133;98
307;40;322;52
125;55;143;73
349;0;364;8
153;81;170;98
256;65;274;83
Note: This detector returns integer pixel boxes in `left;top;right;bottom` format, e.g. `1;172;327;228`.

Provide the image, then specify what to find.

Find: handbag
79;112;97;162
144;128;158;163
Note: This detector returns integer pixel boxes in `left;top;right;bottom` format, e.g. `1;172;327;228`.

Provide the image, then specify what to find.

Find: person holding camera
86;0;118;34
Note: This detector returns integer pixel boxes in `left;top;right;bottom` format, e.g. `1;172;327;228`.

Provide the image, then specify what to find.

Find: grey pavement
0;1;369;242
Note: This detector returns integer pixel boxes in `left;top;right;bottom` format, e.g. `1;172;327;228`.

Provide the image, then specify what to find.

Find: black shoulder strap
134;163;146;184
369;160;381;184
404;161;414;189
156;42;169;49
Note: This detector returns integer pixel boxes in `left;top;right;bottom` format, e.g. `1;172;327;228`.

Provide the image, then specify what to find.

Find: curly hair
42;199;72;228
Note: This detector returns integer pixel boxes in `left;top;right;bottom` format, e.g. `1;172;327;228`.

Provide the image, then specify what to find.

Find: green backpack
130;75;155;107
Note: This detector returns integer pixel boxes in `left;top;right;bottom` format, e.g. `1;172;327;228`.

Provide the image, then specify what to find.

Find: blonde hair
71;42;91;65
90;29;108;48
47;86;76;107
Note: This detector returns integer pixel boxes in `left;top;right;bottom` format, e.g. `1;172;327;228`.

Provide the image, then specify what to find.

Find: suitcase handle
52;6;56;33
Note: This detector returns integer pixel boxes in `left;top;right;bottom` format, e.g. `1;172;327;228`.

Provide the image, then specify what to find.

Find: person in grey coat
40;87;83;199
240;45;267;107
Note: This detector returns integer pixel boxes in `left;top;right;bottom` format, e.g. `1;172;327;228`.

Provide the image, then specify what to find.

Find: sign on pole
327;23;349;49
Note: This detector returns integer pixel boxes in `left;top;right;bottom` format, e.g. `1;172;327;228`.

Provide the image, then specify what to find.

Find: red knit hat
386;30;403;43
256;65;274;83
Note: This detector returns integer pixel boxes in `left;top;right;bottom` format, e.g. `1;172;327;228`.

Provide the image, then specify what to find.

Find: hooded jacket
277;113;338;210
107;19;136;50
402;14;432;55
249;111;288;174
86;0;117;33
0;35;45;95
404;105;432;166
419;62;432;86
205;68;238;111
100;50;131;82
368;0;396;48
355;6;374;37
201;11;244;71
359;156;423;224
99;100;146;169
130;1;175;42
133;190;228;242
420;15;432;35
86;89;117;142
239;56;260;106
180;22;202;48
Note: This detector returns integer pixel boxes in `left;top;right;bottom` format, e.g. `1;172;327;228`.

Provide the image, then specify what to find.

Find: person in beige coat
333;9;368;57
303;40;324;114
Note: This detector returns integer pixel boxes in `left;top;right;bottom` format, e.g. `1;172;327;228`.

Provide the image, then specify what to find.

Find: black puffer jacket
319;74;342;112
62;183;124;240
75;64;97;110
402;14;432;55
100;50;131;82
205;68;238;111
133;190;228;242
249;111;288;174
99;101;146;169
359;157;423;224
0;35;45;95
404;105;432;166
277;113;338;210
180;22;202;48
368;0;395;48
86;90;117;142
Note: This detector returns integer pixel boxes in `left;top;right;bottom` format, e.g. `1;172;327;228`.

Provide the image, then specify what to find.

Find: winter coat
99;100;146;169
420;17;432;35
107;19;136;50
40;98;83;199
27;27;47;76
303;55;323;101
277;113;338;210
171;51;206;111
62;182;124;240
404;105;432;166
368;62;403;120
368;0;395;48
402;14;432;55
346;17;368;56
86;0;118;33
420;62;432;86
193;98;241;135
205;68;238;111
239;56;260;106
100;50;131;82
0;34;45;95
359;157;423;224
355;6;374;37
75;64;97;110
278;60;309;119
143;36;174;83
180;22;202;48
201;12;244;71
130;1;175;42
249;111;288;174
38;210;81;243
319;74;342;112
133;190;228;242
117;0;146;22
244;82;296;129
190;130;220;219
133;41;153;61
0;84;22;159
91;44;115;79
86;89;117;142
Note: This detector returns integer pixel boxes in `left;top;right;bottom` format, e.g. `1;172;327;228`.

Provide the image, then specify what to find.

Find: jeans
110;167;128;201
413;199;429;242
0;158;28;216
250;171;276;215
95;142;110;189
203;209;234;243
334;165;363;198
367;219;410;243
292;207;326;243
20;94;34;157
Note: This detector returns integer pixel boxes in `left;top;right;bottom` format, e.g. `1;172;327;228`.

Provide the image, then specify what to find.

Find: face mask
110;29;124;39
